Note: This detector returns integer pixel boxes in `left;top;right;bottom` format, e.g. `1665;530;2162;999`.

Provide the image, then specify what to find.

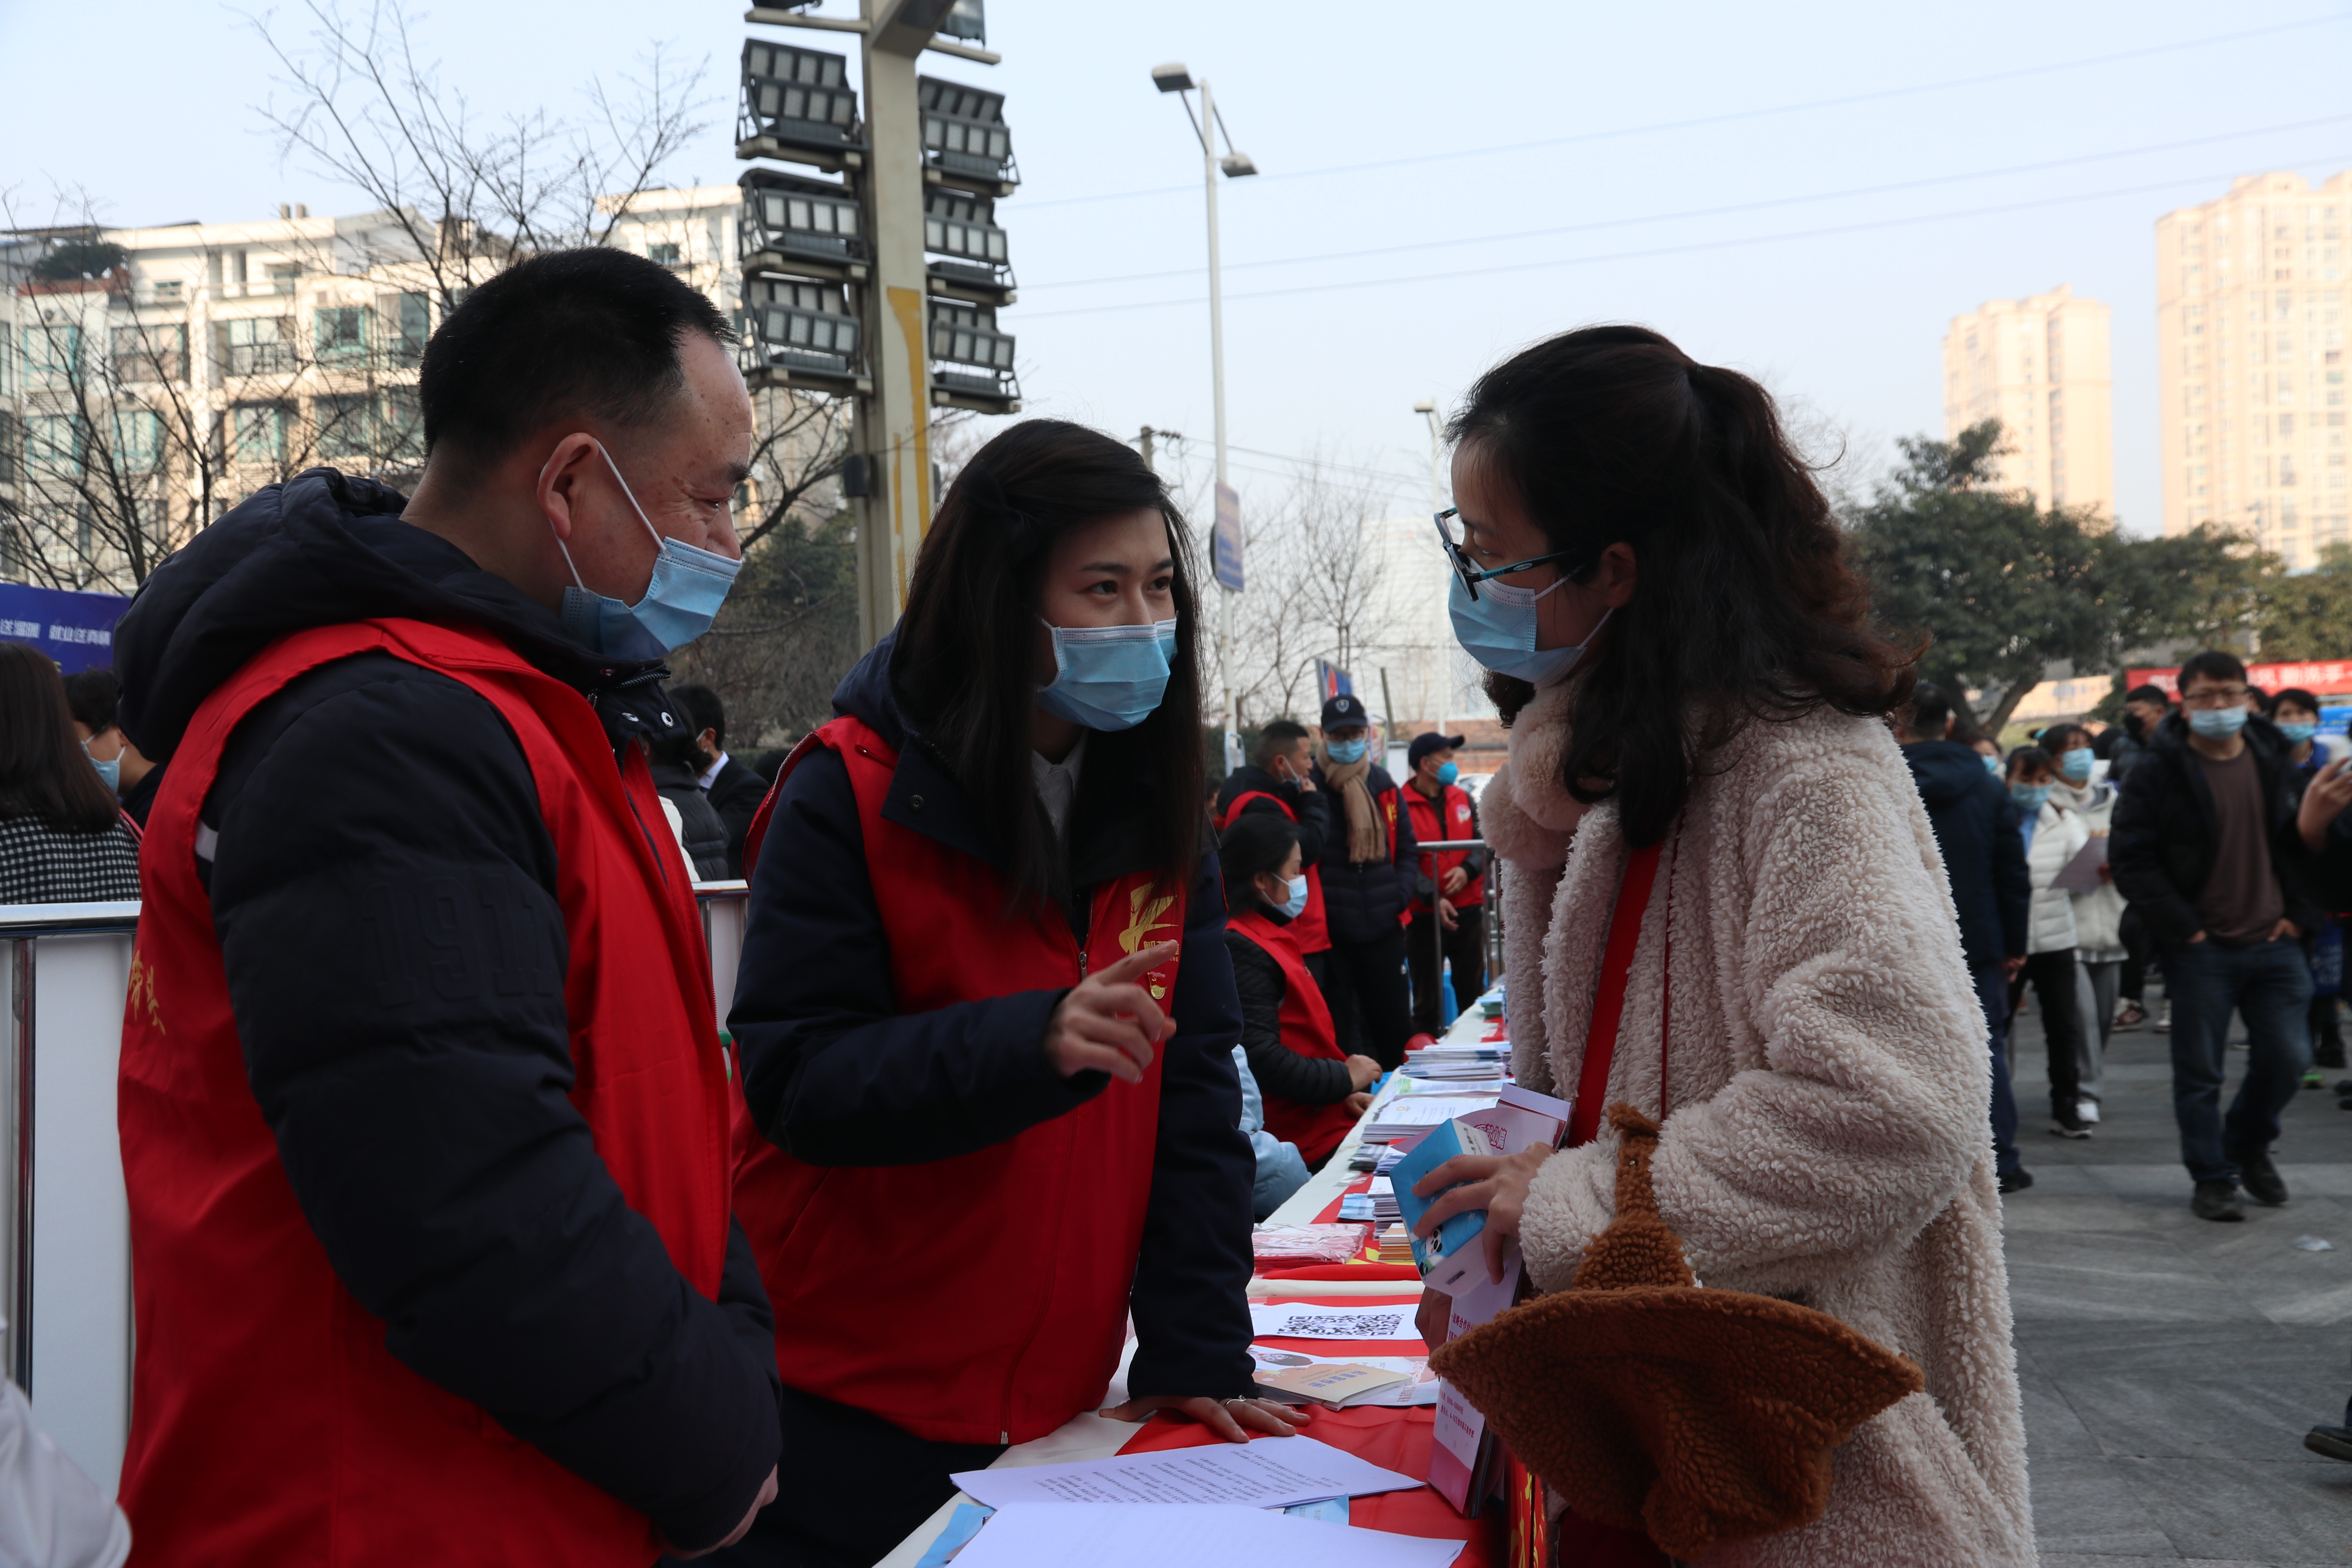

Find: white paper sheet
949;1434;1423;1511
946;1502;1464;1568
1249;1302;1423;1342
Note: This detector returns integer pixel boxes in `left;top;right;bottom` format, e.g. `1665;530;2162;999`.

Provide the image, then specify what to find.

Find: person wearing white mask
1219;810;1381;1172
1404;325;2032;1566
2042;722;2127;1122
2005;744;2094;1138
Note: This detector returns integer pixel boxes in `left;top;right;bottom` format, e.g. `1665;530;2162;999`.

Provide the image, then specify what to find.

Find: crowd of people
1;247;2351;1567
1896;670;2350;1218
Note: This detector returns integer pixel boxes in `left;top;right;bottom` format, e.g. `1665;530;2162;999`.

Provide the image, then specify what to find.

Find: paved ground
2003;996;2352;1566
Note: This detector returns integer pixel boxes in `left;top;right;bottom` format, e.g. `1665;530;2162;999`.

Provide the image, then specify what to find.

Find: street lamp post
1153;62;1256;773
1414;398;1446;730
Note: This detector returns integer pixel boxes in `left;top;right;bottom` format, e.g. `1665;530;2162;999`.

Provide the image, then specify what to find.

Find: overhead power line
1017;152;2352;321
1025;113;2352;292
1019;13;2349;211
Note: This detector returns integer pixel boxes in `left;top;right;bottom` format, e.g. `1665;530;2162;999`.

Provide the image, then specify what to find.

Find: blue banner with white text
0;582;133;674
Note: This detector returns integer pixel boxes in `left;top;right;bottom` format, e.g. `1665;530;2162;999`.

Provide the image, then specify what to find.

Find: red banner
2127;660;2352;697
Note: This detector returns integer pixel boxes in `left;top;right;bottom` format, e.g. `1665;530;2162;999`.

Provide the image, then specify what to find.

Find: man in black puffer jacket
1307;694;1418;1069
109;250;781;1563
2112;649;2325;1223
1897;685;2031;1192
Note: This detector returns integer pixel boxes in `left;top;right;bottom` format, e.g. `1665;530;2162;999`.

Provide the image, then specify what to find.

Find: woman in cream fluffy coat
1411;327;2034;1566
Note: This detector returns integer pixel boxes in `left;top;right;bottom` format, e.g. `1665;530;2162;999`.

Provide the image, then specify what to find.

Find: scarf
1321;745;1387;864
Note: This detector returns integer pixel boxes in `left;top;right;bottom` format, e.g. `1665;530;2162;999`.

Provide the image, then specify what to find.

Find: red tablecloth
1115;1294;1502;1566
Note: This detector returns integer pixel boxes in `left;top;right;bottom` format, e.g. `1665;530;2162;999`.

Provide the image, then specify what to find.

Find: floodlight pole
1200;77;1238;772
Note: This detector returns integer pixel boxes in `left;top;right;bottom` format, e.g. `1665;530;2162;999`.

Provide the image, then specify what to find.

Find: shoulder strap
1568;838;1666;1149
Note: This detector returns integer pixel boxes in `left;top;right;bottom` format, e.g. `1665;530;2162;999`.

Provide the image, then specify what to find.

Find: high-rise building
2156;171;2349;565
1941;284;2114;520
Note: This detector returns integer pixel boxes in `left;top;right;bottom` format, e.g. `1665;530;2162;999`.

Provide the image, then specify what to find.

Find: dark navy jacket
728;636;1258;1403
1305;759;1418;944
2110;711;2325;948
1903;740;2030;969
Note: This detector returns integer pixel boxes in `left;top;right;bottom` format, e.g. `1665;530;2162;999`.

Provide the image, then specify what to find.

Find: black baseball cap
1320;693;1370;729
1407;731;1466;768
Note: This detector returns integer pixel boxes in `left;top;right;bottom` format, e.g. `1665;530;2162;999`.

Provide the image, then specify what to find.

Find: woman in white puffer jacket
2007;744;2093;1138
2045;722;2126;1121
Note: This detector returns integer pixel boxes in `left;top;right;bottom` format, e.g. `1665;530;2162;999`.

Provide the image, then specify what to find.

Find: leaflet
1248;1302;1422;1342
950;1434;1422;1511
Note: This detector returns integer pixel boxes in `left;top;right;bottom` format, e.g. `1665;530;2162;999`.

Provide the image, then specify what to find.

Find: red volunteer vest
116;619;732;1568
1404;780;1484;909
731;716;1184;1446
1217;789;1330;953
1227;909;1355;1165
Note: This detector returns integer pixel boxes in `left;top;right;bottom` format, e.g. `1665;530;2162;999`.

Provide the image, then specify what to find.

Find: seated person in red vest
724;420;1313;1568
1214;718;1335;987
1219;810;1381;1170
1401;730;1489;1033
107;250;782;1565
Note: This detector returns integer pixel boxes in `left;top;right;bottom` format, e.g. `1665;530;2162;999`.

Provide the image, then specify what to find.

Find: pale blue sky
6;0;2350;534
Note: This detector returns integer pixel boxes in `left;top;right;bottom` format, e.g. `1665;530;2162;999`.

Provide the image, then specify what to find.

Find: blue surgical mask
1982;754;2003;775
2279;721;2318;745
83;740;119;794
2058;748;2094;784
1435;760;1459;786
1279;873;1309;920
2188;706;2249;739
2011;782;2051;813
1448;571;1607;686
551;443;743;657
1325;738;1368;766
1036;618;1176;731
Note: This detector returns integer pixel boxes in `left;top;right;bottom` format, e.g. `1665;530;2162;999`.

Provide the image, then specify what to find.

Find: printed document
949;1434;1421;1511
1249;1302;1424;1342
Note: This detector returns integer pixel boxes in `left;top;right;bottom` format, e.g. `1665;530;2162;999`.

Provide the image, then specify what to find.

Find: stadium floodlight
939;0;985;43
740;276;868;395
737;42;867;173
918;77;1018;194
739;169;867;281
922;188;1014;305
1151;62;1195;94
927;299;1019;412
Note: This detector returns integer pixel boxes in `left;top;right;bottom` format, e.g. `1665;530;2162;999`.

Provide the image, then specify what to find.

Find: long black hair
893;419;1205;906
1448;325;1913;846
0;642;123;833
1218;811;1298;918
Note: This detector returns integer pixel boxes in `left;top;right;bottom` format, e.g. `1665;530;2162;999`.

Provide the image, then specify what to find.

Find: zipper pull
1077;948;1090;978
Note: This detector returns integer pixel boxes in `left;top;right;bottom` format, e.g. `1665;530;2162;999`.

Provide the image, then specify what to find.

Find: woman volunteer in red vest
1219;811;1381;1168
722;420;1310;1567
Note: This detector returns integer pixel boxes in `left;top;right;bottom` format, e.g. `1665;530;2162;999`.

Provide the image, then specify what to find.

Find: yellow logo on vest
1120;883;1178;1000
127;948;165;1035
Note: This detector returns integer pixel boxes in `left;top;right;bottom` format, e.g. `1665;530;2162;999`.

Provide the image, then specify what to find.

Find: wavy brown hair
892;419;1204;906
1450;325;1914;846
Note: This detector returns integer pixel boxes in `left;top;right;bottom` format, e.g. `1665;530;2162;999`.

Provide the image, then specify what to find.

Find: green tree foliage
1851;420;2281;734
29;238;128;281
668;507;860;744
2255;544;2352;661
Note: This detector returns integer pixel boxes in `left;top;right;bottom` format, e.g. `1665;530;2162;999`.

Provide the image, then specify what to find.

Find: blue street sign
1212;482;1243;592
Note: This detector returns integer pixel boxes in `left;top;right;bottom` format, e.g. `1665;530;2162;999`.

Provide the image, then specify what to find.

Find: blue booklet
1388;1118;1494;1282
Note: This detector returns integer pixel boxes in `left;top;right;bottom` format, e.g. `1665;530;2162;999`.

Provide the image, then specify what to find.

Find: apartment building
1940;284;2115;519
0;184;800;593
2156;171;2350;566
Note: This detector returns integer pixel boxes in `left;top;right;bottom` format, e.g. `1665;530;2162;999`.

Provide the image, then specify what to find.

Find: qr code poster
1246;1303;1420;1341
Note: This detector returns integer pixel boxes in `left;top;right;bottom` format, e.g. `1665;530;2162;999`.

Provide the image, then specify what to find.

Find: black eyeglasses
1432;508;1584;601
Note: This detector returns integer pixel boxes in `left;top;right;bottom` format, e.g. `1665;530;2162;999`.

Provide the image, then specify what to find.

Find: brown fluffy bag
1428;1103;1925;1559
